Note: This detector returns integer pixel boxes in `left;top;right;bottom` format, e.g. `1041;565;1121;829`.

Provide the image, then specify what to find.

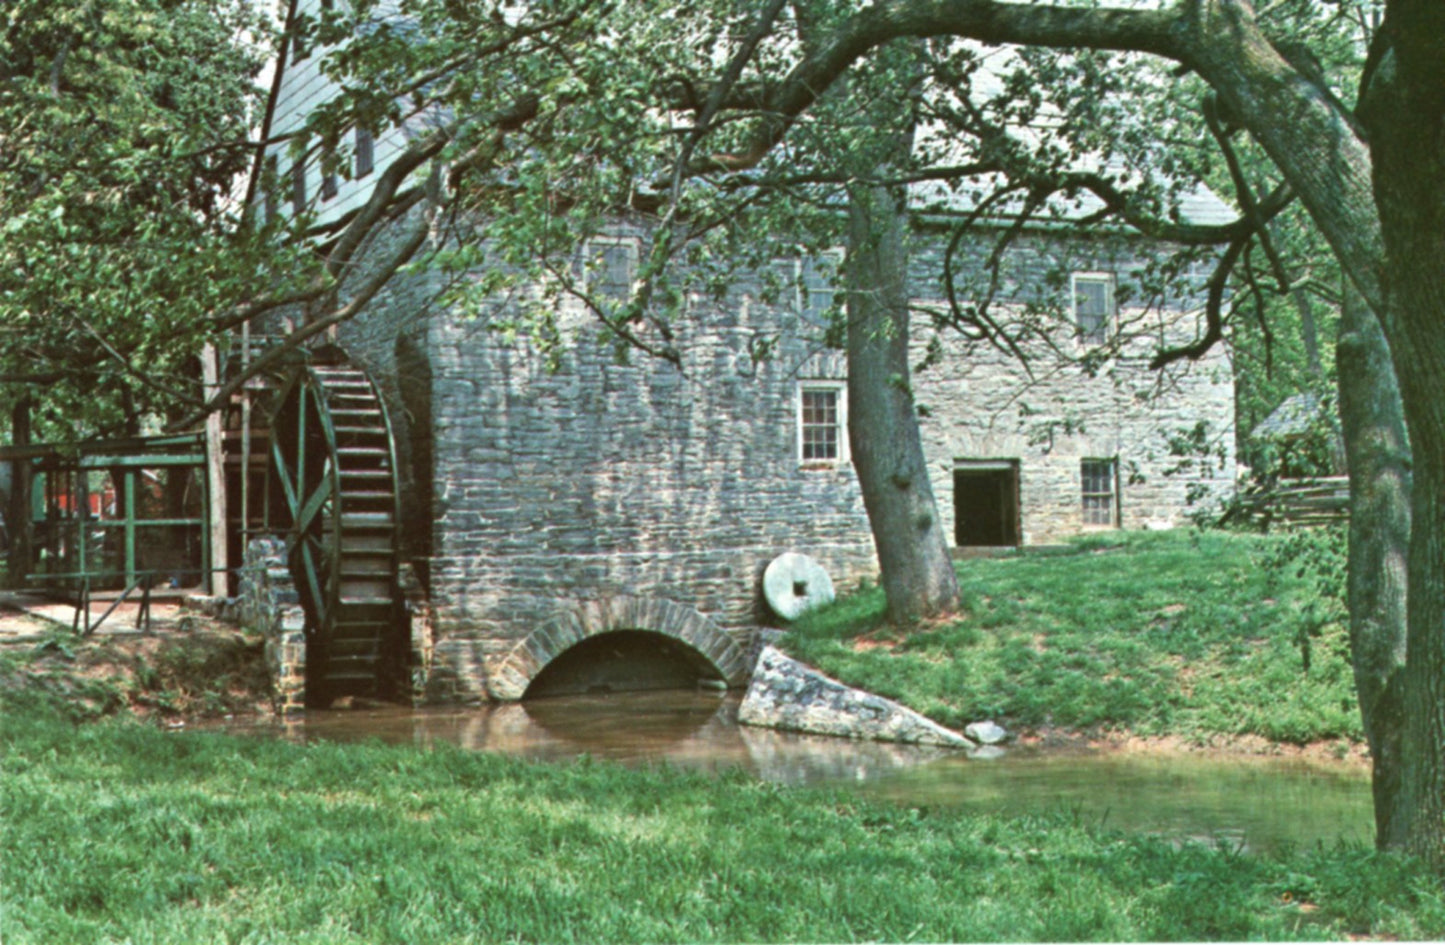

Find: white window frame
1080;457;1120;528
1071;271;1116;345
797;381;847;466
583;236;640;304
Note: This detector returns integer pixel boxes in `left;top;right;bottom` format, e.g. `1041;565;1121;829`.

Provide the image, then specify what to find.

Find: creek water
223;689;1373;855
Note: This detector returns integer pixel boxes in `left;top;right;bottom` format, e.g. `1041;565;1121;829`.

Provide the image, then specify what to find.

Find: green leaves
0;0;269;437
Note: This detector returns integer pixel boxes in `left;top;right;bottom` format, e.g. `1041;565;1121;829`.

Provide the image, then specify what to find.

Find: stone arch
487;596;751;700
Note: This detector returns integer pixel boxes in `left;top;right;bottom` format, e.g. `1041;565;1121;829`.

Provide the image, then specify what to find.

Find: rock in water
738;646;971;747
964;719;1009;745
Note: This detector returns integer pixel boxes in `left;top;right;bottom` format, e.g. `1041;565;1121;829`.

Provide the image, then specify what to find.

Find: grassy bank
787;530;1358;744
3;705;1443;944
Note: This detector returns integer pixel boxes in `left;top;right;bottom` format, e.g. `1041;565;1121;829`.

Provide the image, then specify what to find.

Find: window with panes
1072;272;1115;344
290;161;307;210
799;387;842;462
1080;458;1118;526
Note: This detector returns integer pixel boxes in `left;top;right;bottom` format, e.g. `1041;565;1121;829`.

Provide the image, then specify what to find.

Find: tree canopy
0;0;270;437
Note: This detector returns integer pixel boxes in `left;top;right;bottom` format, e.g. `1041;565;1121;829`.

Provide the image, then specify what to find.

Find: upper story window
262;154;279;221
799;250;843;321
585;237;639;303
320;147;338;201
1072;272;1115;344
292;1;334;62
1081;457;1118;527
290;160;307;210
355;126;375;178
798;382;846;464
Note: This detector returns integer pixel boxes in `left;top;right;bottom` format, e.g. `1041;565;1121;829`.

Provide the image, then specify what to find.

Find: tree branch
1149;232;1246;369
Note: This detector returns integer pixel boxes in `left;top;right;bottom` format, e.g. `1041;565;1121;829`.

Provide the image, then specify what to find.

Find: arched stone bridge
487;595;752;700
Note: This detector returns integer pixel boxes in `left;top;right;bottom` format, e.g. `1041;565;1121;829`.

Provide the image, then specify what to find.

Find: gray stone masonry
327;218;1234;703
236;536;307;715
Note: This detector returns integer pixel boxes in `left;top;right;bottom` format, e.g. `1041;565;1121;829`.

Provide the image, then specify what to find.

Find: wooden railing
1235;476;1350;529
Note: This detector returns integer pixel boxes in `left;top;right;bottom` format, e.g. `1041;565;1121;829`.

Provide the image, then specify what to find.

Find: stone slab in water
739;646;970;747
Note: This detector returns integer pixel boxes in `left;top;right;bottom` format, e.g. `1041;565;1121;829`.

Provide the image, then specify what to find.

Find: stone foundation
236;536;307;715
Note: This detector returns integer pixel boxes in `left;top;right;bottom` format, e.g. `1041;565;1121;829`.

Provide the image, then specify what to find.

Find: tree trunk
1337;280;1411;848
845;178;960;625
1360;4;1445;865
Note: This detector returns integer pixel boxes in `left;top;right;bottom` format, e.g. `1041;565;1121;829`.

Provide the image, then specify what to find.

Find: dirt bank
0;604;272;723
1017;724;1372;771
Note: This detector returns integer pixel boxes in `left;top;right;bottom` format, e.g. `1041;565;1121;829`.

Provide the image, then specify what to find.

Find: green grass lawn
3;708;1443;944
6;527;1427;943
786;529;1359;744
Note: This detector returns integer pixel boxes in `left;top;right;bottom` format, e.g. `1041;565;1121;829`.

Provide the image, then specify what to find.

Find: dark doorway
954;461;1021;547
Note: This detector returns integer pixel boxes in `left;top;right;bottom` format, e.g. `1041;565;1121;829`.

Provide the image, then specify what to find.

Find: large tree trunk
845;178;960;625
1359;3;1445;866
1337;281;1411;848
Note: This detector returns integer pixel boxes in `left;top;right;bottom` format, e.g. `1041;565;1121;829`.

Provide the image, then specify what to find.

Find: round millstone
762;552;835;621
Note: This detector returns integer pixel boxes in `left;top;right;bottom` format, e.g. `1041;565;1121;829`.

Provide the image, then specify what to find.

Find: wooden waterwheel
268;358;403;704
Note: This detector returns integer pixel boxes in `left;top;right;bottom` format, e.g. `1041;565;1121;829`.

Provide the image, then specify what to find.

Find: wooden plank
202;344;229;596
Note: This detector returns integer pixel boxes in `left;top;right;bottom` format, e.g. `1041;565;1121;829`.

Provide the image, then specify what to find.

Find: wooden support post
202;345;229;596
6;398;33;588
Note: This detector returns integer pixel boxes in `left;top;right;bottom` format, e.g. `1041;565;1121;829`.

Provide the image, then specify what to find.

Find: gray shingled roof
1252;392;1327;439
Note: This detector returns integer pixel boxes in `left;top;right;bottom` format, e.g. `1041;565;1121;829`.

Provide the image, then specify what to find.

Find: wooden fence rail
1235;475;1350;529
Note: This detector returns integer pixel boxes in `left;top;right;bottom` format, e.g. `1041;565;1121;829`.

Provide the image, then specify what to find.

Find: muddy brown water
213;690;1372;855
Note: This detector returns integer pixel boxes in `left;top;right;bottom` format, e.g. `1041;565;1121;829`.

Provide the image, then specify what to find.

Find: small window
355;126;374;178
320;147;338;201
799;251;842;320
798;384;845;463
585;237;638;303
262;154;279;221
1072;272;1115;344
291;21;309;61
290;160;307;210
1081;458;1118;526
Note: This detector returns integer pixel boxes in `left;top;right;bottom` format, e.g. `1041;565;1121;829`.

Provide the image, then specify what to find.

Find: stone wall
313;219;1235;703
911;315;1235;544
236;535;307;715
907;229;1235;543
421;292;876;702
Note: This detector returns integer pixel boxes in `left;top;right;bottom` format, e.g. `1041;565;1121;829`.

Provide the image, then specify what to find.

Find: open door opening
954;460;1021;547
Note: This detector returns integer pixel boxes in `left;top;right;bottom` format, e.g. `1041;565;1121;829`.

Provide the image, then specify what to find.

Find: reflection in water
217;690;1372;855
856;746;1372;854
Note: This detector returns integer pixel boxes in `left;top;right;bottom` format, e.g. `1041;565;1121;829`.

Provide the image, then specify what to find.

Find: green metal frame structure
3;434;209;598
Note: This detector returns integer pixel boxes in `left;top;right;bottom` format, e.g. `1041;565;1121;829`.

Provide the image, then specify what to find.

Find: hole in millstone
793;580;808;597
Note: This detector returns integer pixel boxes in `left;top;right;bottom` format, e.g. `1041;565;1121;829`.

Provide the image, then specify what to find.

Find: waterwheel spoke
270;434;301;519
296;476;333;533
298;538;326;631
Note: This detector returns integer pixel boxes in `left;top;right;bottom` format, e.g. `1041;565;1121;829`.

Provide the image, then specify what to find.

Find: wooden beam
201;345;229;596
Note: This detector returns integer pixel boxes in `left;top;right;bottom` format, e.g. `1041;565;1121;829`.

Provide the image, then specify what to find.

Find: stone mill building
235;0;1238;710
